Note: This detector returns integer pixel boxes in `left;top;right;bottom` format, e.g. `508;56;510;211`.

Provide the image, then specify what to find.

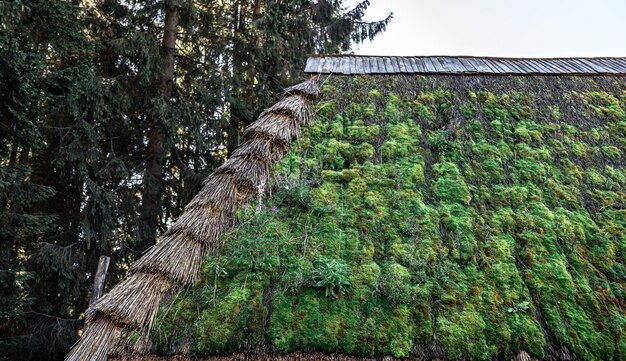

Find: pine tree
0;1;390;359
0;1;96;359
224;0;392;152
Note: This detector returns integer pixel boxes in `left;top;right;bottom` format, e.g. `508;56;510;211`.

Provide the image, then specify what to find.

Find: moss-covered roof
151;75;626;361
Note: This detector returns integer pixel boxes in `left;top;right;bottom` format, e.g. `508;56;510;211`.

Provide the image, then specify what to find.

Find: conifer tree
0;1;390;359
0;1;100;359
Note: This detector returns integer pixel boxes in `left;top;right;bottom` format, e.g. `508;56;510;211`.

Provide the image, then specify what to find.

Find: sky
345;0;626;57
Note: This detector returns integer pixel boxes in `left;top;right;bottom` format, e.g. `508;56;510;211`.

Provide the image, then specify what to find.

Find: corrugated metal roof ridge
304;55;626;75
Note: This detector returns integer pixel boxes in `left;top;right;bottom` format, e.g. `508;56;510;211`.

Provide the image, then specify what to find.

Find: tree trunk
139;0;179;252
89;255;110;306
227;0;251;156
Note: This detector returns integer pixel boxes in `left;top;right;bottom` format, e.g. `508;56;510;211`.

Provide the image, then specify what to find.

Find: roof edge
305;55;626;76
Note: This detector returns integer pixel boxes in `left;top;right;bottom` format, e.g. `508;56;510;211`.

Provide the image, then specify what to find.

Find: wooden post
89;255;110;306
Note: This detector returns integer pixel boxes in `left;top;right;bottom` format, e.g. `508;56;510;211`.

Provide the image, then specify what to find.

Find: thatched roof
65;80;319;361
112;351;537;361
70;57;626;361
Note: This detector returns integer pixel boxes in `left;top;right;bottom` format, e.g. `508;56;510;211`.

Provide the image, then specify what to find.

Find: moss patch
153;75;626;360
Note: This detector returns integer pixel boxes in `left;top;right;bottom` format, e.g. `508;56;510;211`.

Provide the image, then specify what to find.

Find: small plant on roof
507;301;530;313
312;255;351;299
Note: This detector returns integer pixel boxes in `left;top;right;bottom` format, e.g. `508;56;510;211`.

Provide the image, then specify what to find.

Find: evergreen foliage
154;75;626;360
0;1;388;360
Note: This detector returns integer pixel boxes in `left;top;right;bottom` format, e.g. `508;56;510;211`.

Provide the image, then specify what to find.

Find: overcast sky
345;0;626;57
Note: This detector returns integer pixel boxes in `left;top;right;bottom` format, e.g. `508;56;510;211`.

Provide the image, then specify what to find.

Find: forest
0;1;390;360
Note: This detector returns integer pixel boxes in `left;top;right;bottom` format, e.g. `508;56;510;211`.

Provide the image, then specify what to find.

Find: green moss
154;75;626;360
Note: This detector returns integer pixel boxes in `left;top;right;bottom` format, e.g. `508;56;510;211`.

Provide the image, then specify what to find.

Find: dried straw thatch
65;79;319;361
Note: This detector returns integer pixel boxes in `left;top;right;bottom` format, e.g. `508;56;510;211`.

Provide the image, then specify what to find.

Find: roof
70;61;626;361
304;55;626;75
149;75;626;360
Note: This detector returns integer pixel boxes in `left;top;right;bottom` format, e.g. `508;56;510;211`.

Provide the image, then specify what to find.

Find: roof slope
65;81;319;361
304;55;626;75
151;74;626;361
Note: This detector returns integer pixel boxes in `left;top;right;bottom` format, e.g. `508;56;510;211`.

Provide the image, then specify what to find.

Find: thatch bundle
65;79;319;361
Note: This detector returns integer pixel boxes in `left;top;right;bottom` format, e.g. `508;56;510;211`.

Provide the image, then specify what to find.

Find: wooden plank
467;58;492;73
523;59;549;73
398;57;408;72
409;58;421;72
596;59;622;73
305;55;626;75
354;57;366;74
375;57;384;73
515;59;535;73
553;59;577;73
369;57;377;73
528;59;551;73
561;59;588;73
446;57;466;73
457;57;478;72
319;58;330;74
610;58;626;72
432;57;447;72
387;56;397;72
436;57;455;72
569;59;597;73
432;57;445;72
352;57;360;74
369;56;380;73
402;58;415;72
365;57;374;73
431;57;446;72
316;57;325;73
562;59;588;73
563;59;586;73
481;58;502;73
585;59;613;73
374;57;387;74
397;57;409;73
492;59;511;73
530;59;552;73
399;57;410;72
344;57;351;74
90;255;111;306
423;57;437;72
346;57;355;74
606;59;626;72
380;57;389;72
546;59;566;73
558;59;580;73
390;56;401;73
492;59;515;73
378;57;386;73
324;58;334;73
446;57;463;72
540;59;565;73
362;57;372;74
304;57;318;73
335;57;347;74
578;58;605;73
512;59;532;73
500;59;526;73
512;59;531;73
406;57;419;74
615;58;626;73
411;57;427;73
